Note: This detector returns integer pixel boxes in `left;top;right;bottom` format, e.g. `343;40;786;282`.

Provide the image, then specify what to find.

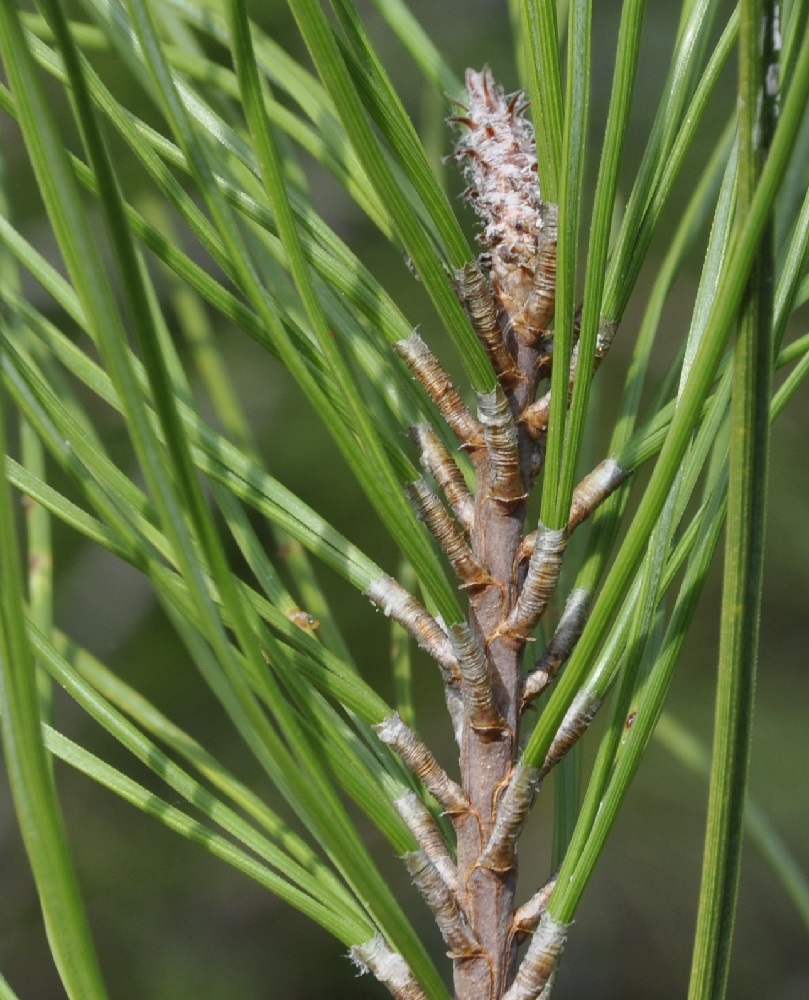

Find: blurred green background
1;1;808;998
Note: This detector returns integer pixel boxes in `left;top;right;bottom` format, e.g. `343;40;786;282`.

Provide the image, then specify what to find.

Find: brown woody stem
379;66;615;1000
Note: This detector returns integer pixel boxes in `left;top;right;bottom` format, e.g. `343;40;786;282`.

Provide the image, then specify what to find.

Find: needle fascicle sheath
394;333;483;448
530;202;559;336
512;874;559;938
404;850;481;957
448;621;506;733
444;679;465;749
406;479;489;587
521;588;590;708
410;424;475;532
536;974;557;1000
519;456;627;560
478;763;541;871
493;526;566;643
349;934;428;1000
457;261;518;383
501;911;569;1000
394;791;457;890
540;687;603;778
566;456;628;532
375;713;470;815
365;575;458;680
477;386;525;504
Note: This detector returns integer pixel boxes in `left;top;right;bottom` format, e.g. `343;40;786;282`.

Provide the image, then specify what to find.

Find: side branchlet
491;526;566;644
520;316;618;441
457;261;519;383
517;455;627;565
531;202;559;340
566;456;628;532
540;688;603;778
512;874;559;940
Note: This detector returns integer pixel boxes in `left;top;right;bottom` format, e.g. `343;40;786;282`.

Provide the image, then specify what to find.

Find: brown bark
452;340;543;1000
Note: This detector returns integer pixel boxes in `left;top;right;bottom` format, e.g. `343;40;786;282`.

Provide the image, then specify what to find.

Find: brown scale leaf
365;575;458;680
